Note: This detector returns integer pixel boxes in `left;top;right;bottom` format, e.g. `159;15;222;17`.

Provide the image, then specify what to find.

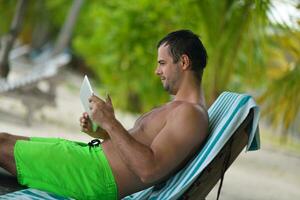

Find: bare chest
130;105;173;146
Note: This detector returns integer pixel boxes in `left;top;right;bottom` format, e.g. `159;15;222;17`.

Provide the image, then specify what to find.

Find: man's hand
79;112;110;139
89;94;115;131
80;112;94;134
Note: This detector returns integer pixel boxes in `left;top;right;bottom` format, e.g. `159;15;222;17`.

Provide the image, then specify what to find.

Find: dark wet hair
157;30;207;80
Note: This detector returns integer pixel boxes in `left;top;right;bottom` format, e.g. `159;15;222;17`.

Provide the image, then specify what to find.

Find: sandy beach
1;70;299;199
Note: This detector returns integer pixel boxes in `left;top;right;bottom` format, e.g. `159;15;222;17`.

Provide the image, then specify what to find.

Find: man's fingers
80;113;89;124
81;122;89;129
80;116;90;128
80;117;87;123
89;94;105;103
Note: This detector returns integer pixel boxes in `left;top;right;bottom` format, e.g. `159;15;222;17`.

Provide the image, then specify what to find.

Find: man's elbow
140;169;157;184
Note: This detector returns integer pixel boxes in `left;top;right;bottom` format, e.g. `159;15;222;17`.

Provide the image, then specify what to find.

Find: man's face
155;44;182;95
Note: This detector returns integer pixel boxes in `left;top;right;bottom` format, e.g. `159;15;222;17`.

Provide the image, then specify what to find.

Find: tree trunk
0;0;27;78
51;0;84;57
31;0;51;51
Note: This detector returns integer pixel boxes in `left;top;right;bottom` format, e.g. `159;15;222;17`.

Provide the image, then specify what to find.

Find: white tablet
80;75;94;116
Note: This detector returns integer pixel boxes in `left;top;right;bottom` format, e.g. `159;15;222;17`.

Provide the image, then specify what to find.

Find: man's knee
0;132;12;144
0;132;17;161
0;132;18;175
0;133;15;159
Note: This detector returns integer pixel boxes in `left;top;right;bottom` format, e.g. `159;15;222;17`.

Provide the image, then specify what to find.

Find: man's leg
0;132;29;176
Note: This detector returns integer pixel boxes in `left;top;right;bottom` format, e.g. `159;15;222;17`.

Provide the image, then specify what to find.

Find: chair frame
0;53;70;125
181;109;254;200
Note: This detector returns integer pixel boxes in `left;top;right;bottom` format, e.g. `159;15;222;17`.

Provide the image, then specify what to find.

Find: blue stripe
1;189;71;200
21;189;54;200
209;93;236;133
210;93;236;129
48;193;70;200
159;94;251;199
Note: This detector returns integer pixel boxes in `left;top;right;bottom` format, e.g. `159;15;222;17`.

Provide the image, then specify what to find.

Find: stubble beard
163;65;180;95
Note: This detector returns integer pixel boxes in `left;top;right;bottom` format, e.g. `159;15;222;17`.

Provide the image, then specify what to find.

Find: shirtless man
0;30;208;200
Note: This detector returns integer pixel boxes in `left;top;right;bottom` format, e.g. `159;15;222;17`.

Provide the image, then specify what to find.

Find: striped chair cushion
0;188;74;200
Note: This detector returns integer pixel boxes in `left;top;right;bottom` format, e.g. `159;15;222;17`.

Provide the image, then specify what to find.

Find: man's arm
89;95;208;183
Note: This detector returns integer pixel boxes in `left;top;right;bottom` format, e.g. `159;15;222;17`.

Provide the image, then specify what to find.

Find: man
0;30;208;200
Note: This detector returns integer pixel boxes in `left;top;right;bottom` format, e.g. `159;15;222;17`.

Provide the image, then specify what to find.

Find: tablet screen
80;75;94;116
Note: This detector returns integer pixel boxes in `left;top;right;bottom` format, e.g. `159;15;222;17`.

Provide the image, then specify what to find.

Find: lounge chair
0;53;71;125
0;91;260;199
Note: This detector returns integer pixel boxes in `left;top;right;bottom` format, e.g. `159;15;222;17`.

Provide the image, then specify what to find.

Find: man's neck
173;73;206;107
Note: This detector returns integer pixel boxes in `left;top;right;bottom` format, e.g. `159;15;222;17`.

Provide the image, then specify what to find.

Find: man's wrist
105;118;122;134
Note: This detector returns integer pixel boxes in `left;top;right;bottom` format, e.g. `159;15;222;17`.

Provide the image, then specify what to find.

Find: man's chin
163;86;176;95
163;85;169;92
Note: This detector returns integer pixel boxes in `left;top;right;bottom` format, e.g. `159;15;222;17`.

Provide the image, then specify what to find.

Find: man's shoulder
163;101;208;139
170;101;208;123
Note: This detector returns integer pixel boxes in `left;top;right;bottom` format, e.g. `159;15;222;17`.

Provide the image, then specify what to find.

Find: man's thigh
14;139;117;199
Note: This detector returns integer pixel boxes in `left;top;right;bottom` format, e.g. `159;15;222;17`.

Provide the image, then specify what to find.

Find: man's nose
155;66;161;75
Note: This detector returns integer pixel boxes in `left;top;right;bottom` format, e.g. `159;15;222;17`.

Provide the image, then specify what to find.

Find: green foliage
72;0;300;141
1;0;272;113
193;0;272;103
73;0;203;112
73;0;273;111
0;0;71;43
0;0;18;34
258;30;300;135
2;0;300;141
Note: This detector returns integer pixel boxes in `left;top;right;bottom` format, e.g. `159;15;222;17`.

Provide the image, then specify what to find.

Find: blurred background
0;0;299;199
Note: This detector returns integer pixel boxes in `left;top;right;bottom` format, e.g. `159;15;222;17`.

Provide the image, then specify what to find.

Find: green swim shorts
14;137;118;200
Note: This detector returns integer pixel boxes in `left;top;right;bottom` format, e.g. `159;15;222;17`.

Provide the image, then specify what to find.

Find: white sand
1;70;299;199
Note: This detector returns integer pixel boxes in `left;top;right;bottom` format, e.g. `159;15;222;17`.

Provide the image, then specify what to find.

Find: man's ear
180;54;191;70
